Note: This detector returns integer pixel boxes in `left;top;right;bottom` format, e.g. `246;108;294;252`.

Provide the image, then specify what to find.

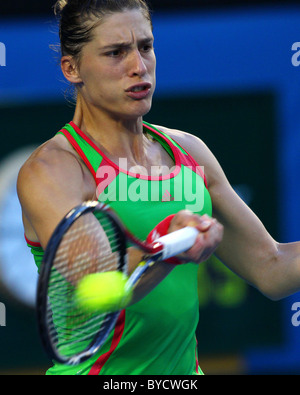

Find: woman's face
75;9;156;120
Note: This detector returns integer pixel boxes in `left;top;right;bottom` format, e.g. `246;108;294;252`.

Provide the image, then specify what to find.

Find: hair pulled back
54;0;152;63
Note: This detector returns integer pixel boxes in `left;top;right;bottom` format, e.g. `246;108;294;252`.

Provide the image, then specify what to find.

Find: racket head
36;201;128;365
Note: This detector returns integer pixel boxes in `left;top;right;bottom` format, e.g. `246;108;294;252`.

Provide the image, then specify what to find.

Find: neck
72;95;150;166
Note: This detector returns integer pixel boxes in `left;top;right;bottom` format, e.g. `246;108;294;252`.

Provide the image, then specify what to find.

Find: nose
128;49;147;77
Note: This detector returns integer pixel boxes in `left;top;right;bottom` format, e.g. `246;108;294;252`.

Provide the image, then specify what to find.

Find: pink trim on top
88;309;126;375
137;123;207;187
169;138;208;188
60;129;97;179
24;234;41;248
195;337;200;374
69;121;182;181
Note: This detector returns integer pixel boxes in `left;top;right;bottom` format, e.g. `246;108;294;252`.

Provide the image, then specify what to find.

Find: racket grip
155;226;199;259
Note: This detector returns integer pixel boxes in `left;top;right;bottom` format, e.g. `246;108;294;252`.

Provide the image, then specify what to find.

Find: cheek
80;59;118;84
81;66;120;97
150;51;157;67
85;70;124;106
148;55;157;79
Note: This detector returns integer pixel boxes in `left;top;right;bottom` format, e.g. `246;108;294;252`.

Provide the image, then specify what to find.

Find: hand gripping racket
36;201;199;366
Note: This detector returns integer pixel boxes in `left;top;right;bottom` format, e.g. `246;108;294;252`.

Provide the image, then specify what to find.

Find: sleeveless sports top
26;121;212;375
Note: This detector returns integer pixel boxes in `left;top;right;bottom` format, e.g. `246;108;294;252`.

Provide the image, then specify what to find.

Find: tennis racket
36;200;199;366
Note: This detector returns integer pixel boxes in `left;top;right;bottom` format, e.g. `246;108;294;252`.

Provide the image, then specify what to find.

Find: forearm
217;235;300;301
209;179;300;300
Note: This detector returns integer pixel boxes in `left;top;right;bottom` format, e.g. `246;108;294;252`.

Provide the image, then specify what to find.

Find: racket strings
45;212;124;358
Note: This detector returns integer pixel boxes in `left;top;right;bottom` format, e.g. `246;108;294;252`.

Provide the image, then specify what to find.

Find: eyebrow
99;37;154;51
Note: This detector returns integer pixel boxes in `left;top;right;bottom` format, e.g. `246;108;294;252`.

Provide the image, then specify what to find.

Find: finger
185;223;223;262
192;216;215;232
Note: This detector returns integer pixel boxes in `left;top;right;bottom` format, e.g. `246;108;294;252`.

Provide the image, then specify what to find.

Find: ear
61;55;82;84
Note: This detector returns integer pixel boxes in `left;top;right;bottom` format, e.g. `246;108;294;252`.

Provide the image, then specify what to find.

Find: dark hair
54;0;153;63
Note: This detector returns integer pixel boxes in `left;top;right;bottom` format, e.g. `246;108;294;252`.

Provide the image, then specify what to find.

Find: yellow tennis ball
75;271;132;314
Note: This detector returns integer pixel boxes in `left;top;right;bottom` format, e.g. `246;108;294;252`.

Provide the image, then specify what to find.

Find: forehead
91;9;153;46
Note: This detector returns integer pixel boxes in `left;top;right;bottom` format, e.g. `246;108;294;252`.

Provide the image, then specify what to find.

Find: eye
107;49;122;57
105;47;127;58
141;44;153;53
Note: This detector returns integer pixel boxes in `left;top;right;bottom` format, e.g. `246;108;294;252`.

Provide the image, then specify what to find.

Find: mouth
125;82;152;93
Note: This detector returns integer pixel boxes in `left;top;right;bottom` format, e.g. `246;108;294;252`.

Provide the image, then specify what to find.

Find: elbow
253;276;284;301
255;282;291;303
258;287;283;302
253;248;287;302
249;278;279;301
257;279;292;301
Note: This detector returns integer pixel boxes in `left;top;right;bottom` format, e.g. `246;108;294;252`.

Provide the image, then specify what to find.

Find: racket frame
36;201;128;365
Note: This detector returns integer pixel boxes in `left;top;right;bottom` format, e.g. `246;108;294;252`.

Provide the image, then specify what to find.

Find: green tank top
26;121;212;375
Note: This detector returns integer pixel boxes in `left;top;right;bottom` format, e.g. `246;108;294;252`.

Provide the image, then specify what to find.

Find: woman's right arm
17;139;94;249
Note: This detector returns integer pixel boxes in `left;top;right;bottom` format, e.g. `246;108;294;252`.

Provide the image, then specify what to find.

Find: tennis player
17;0;300;375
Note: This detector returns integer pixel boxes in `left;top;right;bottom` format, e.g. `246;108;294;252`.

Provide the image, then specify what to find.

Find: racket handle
155;226;199;259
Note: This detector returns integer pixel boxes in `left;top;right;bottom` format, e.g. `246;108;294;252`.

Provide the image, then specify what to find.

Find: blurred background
1;0;300;375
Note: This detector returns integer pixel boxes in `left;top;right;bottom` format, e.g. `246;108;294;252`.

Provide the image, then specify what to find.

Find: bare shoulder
17;135;95;248
17;135;85;196
19;134;79;171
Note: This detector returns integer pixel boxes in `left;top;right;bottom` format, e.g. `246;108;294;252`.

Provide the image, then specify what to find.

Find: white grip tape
155;226;199;259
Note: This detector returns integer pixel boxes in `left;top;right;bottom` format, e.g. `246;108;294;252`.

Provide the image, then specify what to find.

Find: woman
17;0;300;375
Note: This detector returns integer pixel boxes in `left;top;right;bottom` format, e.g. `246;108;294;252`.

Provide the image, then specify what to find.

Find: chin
128;99;153;118
107;95;154;120
124;109;151;120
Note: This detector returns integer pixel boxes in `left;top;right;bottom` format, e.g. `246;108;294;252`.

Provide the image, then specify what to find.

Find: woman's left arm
210;168;300;301
163;127;300;300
